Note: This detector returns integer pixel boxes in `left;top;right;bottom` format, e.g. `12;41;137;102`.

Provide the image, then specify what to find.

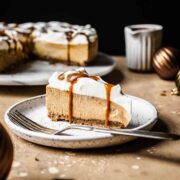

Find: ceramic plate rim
0;52;116;86
4;94;158;142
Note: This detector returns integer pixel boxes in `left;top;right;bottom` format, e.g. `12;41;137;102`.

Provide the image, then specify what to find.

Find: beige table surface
0;56;180;180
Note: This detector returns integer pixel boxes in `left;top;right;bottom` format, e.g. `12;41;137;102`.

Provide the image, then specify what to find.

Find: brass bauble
152;47;180;79
0;123;13;179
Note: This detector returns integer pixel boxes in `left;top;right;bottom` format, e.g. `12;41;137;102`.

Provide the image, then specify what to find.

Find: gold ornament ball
152;47;180;80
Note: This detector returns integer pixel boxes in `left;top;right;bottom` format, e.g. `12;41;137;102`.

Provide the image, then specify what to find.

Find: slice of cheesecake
46;68;131;128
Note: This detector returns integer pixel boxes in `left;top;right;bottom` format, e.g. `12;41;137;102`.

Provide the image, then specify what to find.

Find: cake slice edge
46;86;131;128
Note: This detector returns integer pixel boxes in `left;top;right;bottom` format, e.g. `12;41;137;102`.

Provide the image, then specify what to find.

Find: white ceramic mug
124;24;163;71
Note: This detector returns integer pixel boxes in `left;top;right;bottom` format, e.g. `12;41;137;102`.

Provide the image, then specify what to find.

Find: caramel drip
0;30;6;36
104;84;113;127
66;72;99;123
65;31;90;65
68;82;73;122
65;31;73;65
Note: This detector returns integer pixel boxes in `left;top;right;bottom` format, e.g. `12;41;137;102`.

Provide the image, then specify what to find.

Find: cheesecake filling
48;68;131;125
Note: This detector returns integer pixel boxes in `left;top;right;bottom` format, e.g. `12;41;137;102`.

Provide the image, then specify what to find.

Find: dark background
1;0;179;55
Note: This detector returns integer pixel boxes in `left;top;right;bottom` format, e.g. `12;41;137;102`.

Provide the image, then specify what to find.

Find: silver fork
8;110;66;135
8;110;180;140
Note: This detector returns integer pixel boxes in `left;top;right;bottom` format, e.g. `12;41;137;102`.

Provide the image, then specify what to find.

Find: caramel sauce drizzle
104;83;114;127
65;31;74;65
58;71;99;123
65;31;90;65
68;73;88;123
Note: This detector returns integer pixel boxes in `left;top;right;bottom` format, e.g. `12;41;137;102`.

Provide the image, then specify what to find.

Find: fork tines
8;110;55;134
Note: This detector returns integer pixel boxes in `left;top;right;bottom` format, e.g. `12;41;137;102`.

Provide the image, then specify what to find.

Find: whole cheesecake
46;68;131;128
0;21;98;72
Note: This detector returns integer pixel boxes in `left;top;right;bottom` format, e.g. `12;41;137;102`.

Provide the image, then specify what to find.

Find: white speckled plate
4;95;158;149
0;52;115;86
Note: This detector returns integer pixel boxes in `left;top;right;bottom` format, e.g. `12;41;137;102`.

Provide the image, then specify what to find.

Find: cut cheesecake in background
32;22;98;65
0;21;98;72
46;68;131;128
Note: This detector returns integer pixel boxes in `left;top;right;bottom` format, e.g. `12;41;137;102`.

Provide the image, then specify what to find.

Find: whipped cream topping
34;32;91;45
33;32;69;45
33;21;97;44
0;21;97;50
48;68;131;115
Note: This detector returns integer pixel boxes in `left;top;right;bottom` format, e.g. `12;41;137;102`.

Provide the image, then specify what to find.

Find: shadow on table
0;86;45;97
75;118;169;154
128;68;155;74
102;68;124;84
72;119;180;165
38;118;180;166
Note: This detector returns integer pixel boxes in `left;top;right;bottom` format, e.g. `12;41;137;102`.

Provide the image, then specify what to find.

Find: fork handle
55;125;180;140
94;129;180;140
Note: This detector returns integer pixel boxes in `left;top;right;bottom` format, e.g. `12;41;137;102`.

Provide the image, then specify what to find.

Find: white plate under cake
0;53;115;85
5;94;157;148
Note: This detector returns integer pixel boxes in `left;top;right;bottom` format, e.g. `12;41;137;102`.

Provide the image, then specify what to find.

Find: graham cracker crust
48;112;125;128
